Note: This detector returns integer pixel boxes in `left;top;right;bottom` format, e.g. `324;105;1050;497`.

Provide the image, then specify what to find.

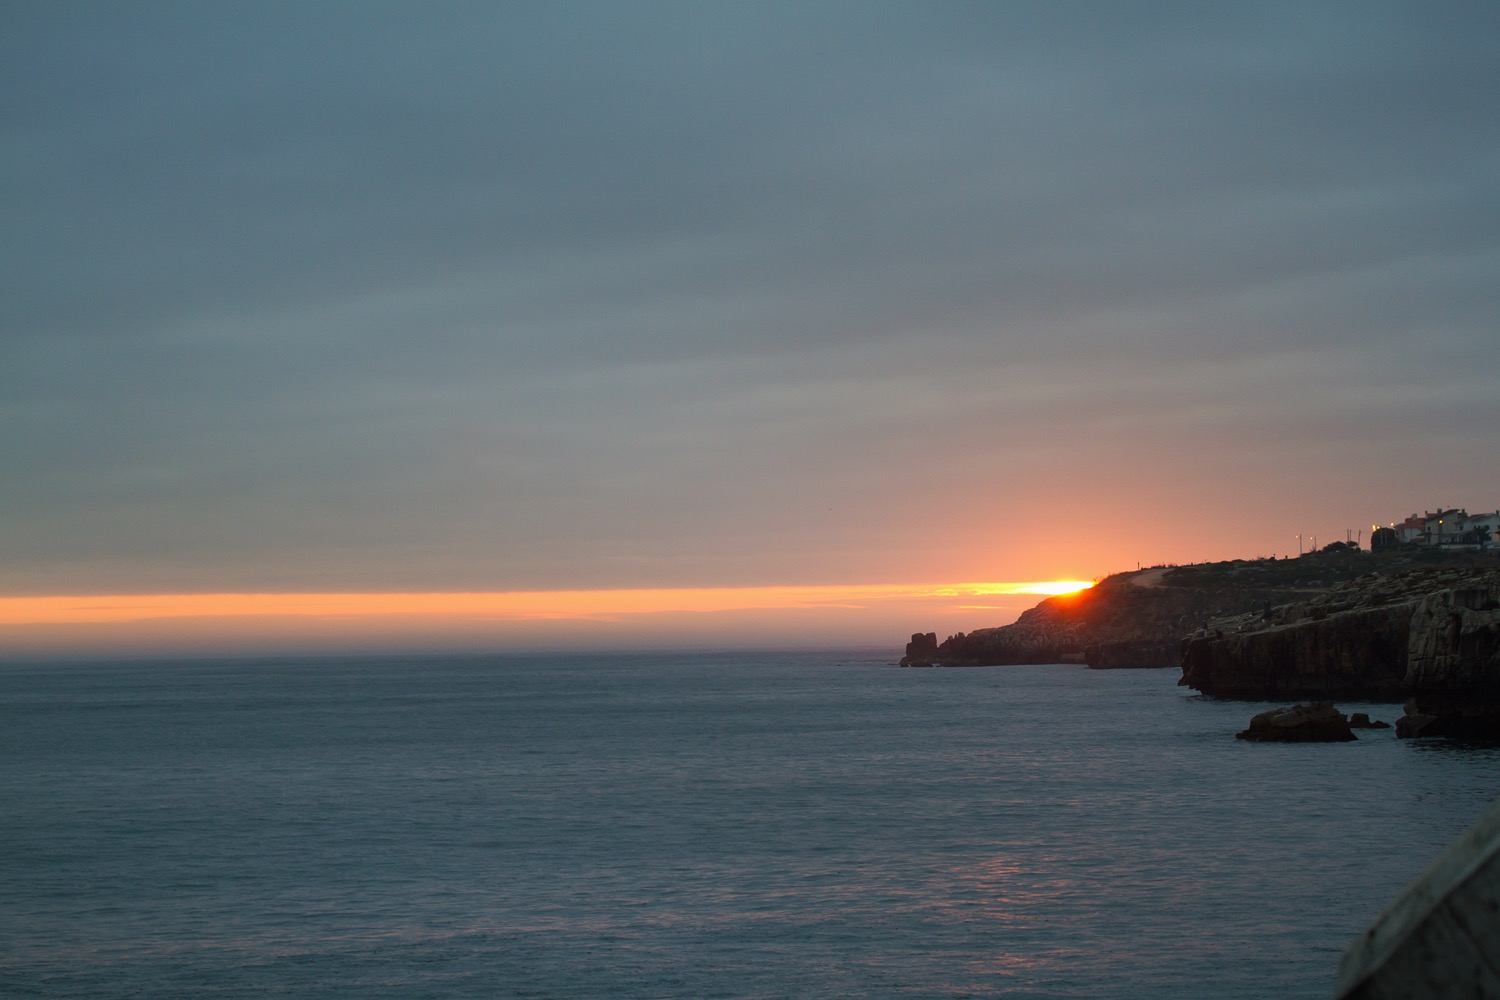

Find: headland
900;546;1500;739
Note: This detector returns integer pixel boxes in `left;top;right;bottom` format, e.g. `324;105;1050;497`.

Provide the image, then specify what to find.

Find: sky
4;2;1499;655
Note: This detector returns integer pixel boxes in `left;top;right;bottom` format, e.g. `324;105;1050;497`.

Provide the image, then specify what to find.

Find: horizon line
0;581;1095;626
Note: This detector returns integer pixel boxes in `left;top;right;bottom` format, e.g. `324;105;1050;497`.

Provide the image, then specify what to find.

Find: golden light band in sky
0;581;1092;626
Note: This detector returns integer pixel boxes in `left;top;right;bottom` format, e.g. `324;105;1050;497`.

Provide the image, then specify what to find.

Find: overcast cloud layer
4;2;1499;595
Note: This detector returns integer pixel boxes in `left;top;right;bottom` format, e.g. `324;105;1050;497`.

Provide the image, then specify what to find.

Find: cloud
2;3;1498;608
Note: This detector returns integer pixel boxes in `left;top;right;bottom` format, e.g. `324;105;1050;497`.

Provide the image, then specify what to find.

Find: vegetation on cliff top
1155;544;1492;590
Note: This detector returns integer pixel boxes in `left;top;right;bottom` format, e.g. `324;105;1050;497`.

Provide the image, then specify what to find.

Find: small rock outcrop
1348;713;1392;730
900;632;939;667
1236;702;1357;742
1394;703;1442;739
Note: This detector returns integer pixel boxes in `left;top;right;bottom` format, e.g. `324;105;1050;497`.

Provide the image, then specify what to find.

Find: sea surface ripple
2;652;1497;998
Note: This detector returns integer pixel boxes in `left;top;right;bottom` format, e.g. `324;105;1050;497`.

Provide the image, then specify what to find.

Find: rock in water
1394;709;1442;739
900;632;939;667
1236;702;1357;742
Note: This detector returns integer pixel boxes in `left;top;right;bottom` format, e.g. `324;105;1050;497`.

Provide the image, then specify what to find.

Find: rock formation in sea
902;632;939;667
1235;702;1357;742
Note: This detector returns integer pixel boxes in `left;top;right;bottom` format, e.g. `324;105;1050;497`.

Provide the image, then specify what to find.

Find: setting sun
1015;580;1095;596
960;580;1095;597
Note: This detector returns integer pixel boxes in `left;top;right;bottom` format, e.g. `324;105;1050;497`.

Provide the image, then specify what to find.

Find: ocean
2;651;1496;999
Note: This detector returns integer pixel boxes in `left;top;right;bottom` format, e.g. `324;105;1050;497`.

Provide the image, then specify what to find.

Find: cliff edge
1178;564;1500;731
903;549;1500;737
902;562;1323;668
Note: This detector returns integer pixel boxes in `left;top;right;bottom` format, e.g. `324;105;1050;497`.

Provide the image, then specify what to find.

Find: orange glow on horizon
0;581;1093;627
994;580;1094;596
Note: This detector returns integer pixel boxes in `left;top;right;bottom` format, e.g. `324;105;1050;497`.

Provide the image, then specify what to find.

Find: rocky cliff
1178;605;1409;700
1178;564;1500;737
1397;583;1500;738
900;550;1500;736
901;568;1313;668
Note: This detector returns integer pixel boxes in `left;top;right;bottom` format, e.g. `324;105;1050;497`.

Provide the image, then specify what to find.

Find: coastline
901;548;1500;739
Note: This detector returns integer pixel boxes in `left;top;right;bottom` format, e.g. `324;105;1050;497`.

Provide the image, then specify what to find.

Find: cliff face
1178;566;1500;735
1397;584;1500;737
1179;606;1410;700
899;551;1500;737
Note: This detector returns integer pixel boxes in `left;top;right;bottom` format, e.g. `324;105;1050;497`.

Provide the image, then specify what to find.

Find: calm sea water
2;651;1497;999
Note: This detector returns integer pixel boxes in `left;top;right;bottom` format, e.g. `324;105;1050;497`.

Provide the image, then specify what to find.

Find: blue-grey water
2;651;1497;999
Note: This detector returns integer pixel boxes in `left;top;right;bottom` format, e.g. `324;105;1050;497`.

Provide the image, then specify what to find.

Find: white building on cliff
1387;507;1500;548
